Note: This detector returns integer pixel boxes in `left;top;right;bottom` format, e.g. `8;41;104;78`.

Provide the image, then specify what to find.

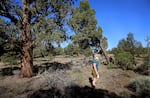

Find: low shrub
115;51;134;70
142;55;150;75
135;55;150;75
107;62;115;69
0;51;19;65
128;76;150;97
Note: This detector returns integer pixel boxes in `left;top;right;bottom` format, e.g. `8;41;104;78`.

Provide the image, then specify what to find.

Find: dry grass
0;56;147;98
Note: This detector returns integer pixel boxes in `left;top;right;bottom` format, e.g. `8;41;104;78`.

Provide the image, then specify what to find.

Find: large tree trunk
20;0;33;77
99;41;110;64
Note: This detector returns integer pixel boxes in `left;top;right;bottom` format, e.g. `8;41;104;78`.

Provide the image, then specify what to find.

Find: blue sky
88;0;150;50
1;0;149;50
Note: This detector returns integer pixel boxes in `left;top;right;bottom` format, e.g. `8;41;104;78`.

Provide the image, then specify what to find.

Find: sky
88;0;150;50
1;0;149;50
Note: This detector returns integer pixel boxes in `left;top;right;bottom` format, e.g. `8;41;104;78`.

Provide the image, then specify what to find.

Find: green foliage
33;49;42;58
128;76;150;96
115;50;134;70
0;0;74;56
118;33;143;57
134;37;150;75
101;36;108;50
53;47;64;56
64;44;73;55
64;43;93;56
69;0;104;54
0;19;19;56
30;0;73;50
33;49;49;57
107;62;115;69
142;56;150;75
0;51;19;65
64;44;79;56
81;47;93;56
138;37;150;75
113;33;148;71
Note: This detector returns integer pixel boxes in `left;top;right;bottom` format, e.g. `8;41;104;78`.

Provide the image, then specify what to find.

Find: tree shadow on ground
0;62;71;76
33;62;71;74
0;66;20;76
29;85;122;98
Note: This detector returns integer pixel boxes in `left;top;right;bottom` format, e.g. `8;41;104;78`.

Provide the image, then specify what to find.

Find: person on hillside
91;53;99;88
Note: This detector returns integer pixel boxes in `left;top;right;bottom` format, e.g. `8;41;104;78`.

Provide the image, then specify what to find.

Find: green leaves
115;50;134;70
69;1;99;50
0;0;74;58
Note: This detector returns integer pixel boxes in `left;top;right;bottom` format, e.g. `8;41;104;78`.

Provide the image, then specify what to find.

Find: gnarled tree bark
20;0;33;77
99;40;110;64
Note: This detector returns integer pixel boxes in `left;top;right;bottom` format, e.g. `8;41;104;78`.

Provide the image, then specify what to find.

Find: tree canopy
0;0;110;77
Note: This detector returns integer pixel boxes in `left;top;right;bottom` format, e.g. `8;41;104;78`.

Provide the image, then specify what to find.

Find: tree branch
0;6;18;24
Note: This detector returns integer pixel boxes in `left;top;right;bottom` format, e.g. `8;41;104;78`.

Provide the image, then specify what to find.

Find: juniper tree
69;0;110;63
0;0;74;77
